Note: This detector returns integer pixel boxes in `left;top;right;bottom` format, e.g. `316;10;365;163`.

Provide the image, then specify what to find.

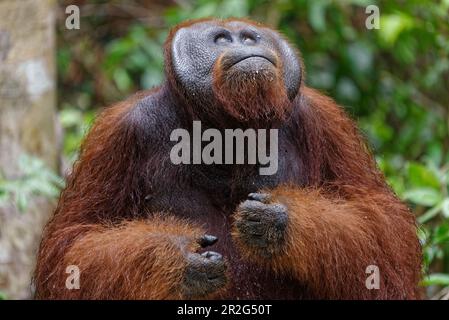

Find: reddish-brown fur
33;18;422;299
213;52;291;125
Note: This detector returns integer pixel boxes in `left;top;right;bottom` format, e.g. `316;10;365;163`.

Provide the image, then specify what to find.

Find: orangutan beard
212;60;292;128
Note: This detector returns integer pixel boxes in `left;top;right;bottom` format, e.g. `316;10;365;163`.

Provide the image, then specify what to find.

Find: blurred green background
2;0;449;299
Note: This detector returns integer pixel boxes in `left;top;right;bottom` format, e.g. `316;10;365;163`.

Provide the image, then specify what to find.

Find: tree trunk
0;0;57;299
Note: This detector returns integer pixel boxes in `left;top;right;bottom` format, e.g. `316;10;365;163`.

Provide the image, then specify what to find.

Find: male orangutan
34;18;422;299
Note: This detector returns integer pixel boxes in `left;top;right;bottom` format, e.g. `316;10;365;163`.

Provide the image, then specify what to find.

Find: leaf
403;188;442;207
308;0;328;32
60;109;84;128
423;246;438;268
418;203;443;224
379;14;414;46
0;154;63;212
441;0;449;11
417;227;428;246
433;223;449;244
442;198;449;218
407;162;441;190
113;69;132;92
16;192;28;213
421;274;449;286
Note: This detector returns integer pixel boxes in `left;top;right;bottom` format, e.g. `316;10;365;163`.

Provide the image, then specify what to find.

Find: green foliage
57;0;449;296
0;291;7;300
104;25;165;92
398;161;449;287
0;155;64;212
421;273;449;287
59;107;96;161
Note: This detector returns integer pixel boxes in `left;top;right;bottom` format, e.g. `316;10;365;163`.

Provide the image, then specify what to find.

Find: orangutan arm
233;186;421;299
34;93;227;299
233;88;422;299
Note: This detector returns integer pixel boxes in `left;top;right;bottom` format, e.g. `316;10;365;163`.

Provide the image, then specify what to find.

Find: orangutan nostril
241;31;260;45
214;33;232;45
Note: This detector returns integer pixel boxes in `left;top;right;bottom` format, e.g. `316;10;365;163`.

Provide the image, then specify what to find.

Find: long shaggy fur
212;54;291;127
233;185;421;299
33;18;422;300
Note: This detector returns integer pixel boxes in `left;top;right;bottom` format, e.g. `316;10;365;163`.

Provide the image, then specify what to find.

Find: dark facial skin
168;20;302;127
